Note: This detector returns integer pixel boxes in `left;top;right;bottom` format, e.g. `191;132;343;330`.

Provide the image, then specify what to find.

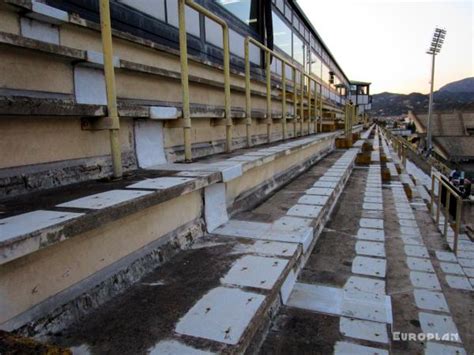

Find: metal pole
427;53;436;151
443;190;450;239
282;61;287;140
436;177;441;225
307;78;312;134
99;0;122;178
265;51;272;143
293;67;297;138
244;38;251;147
222;25;232;153
178;0;192;162
454;199;461;255
300;71;304;136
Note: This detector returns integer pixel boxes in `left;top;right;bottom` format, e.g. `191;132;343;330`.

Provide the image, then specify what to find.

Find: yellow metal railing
98;0;341;167
99;0;122;178
430;173;463;254
178;0;232;161
244;37;326;147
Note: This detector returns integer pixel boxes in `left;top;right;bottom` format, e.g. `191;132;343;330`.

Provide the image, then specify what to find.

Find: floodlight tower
426;27;446;152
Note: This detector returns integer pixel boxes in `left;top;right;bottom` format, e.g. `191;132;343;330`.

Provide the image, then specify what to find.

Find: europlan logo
393;331;460;342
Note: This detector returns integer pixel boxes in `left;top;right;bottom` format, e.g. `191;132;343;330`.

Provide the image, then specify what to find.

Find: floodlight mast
426;28;446;153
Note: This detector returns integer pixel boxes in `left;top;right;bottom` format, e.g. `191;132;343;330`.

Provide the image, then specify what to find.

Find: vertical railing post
307;77;312;134
443;190;451;239
178;0;192;162
300;70;304;136
222;23;232;153
430;174;435;214
436;177;442;225
454;199;461;255
281;61;287;140
99;0;122;178
265;51;272;143
244;38;251;147
319;86;323;133
293;67;297;138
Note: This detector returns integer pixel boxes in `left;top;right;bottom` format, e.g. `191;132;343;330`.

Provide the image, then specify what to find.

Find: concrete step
20;142;365;354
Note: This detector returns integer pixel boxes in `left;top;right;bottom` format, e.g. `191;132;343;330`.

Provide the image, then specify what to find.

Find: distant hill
371;77;474;116
438;77;474;93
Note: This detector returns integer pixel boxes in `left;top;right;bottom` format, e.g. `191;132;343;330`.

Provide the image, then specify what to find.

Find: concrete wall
0;191;203;326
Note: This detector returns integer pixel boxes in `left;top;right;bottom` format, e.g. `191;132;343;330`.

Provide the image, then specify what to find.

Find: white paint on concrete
57;190;152;210
445;275;473;290
352;256;387;278
148;340;213;355
439;262;464;275
280;269;297;305
424;342;466;355
20;17;59;44
339;317;388;344
399;219;418;227
305;187;333;196
134;120;167;168
204;183;228;233
175;287;265;345
221;255;288;290
313;181;337;188
344;276;386;299
0;210;83;241
458;258;474;268
362;203;383;211
286;204;322;219
404;245;429;258
356;228;385;242
149;106;180;119
235;240;298;258
397;212;415;220
29;1;69;24
359;218;384;230
363;196;383;204
334;341;388;355
406;257;435;273
419;313;461;343
272;216;312;231
356;241;385;258
410;271;441;290
74;66;107;105
127;177;194;190
414;290;449;313
400;235;424;246
287;283;343;315
298;195;329;206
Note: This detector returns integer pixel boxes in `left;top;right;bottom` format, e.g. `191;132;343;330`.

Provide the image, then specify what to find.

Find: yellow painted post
99;0;122;178
307;77;312;134
265;51;272;143
454;199;461;255
444;190;451;239
430;174;435;214
293;67;297;138
244;37;251;147
281;61;287;140
319;88;323;132
436;177;441;225
222;24;232;153
300;70;304;136
178;0;192;162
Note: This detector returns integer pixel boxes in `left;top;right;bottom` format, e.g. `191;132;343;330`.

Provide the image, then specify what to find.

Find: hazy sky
298;0;474;94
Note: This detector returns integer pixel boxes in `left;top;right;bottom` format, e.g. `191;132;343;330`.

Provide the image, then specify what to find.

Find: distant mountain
438;77;474;93
370;77;474;116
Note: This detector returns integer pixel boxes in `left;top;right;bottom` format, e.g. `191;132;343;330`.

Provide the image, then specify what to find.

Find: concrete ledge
0;173;217;265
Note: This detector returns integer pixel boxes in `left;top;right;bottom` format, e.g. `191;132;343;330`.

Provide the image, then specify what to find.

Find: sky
298;0;474;94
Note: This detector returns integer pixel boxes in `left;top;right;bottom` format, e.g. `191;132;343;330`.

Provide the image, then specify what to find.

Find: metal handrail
244;36;332;147
99;0;122;178
178;0;232;161
431;172;463;254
